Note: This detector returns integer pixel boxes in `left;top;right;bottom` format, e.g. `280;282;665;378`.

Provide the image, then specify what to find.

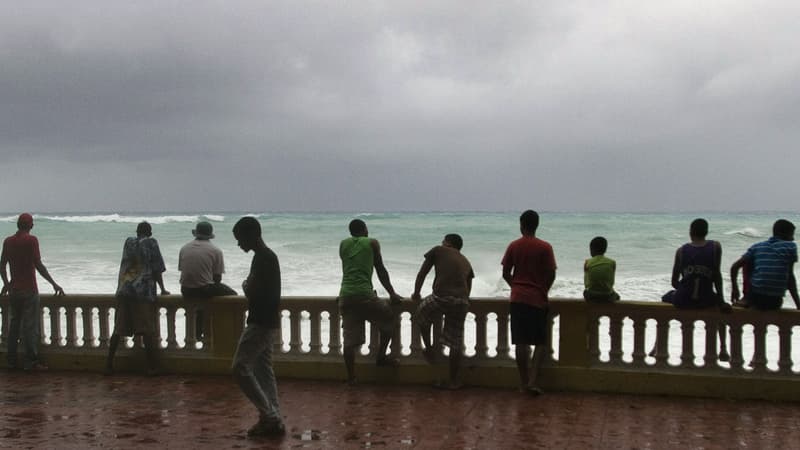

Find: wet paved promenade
2;371;800;449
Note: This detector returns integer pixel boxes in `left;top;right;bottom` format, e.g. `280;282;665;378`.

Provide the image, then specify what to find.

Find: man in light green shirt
583;236;620;302
338;219;402;384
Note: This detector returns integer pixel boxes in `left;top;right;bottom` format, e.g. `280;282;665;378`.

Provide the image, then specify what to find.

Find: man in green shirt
338;219;403;384
583;236;620;302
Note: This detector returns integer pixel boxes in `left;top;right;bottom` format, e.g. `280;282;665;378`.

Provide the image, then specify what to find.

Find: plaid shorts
414;294;469;349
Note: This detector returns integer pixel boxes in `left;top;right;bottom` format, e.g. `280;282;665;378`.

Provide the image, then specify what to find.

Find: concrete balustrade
1;295;799;400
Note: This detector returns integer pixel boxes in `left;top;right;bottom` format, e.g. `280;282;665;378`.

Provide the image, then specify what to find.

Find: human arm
34;260;65;296
371;239;402;302
155;272;169;295
788;264;799;310
670;248;682;290
411;257;434;301
730;256;747;303
0;248;8;296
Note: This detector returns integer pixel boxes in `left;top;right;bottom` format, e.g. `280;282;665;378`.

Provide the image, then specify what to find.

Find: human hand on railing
389;292;403;304
160;289;171;296
411;292;421;302
52;284;65;297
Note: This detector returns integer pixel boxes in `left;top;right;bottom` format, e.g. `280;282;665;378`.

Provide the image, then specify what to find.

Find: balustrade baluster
680;319;694;368
609;314;623;364
750;323;767;372
289;311;302;354
474;312;488;359
632;317;646;366
309;309;321;355
185;306;197;349
496;313;510;359
778;324;793;374
65;307;77;348
588;314;600;363
49;307;61;347
410;312;423;358
390;311;402;359
330;308;342;356
166;306;178;349
82;307;95;348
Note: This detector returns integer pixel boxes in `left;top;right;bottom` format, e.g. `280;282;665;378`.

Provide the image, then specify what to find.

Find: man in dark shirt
231;217;284;438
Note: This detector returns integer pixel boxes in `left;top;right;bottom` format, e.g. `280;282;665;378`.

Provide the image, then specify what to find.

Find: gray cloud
1;1;799;212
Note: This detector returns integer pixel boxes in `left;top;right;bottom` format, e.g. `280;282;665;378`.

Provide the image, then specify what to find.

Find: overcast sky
1;1;798;213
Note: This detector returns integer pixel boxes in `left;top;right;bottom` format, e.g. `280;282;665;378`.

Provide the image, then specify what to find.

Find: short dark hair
136;221;152;237
349;219;367;236
773;219;795;239
233;216;262;240
590;236;607;254
444;233;463;250
519;210;539;233
690;218;708;238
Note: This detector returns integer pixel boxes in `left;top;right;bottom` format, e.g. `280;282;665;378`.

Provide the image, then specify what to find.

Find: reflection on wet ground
1;370;800;449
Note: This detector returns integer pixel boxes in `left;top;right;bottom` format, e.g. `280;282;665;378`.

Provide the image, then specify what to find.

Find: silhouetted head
773;219;795;241
17;213;33;231
443;233;464;250
349;219;368;237
136;221;152;238
689;218;708;239
519;210;539;235
590;236;607;256
233;216;262;252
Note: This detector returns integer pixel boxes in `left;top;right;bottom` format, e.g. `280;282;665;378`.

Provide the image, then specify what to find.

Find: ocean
0;211;792;303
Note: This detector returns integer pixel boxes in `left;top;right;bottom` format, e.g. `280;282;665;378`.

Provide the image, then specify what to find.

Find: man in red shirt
502;210;556;395
1;213;65;370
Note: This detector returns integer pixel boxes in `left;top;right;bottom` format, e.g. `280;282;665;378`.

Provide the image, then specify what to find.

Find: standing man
338;219;402;385
1;213;65;370
231;217;285;438
179;221;236;338
412;233;474;390
731;219;800;310
502;210;556;396
105;222;169;376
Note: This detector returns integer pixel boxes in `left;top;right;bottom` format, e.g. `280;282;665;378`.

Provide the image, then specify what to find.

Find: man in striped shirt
730;219;800;310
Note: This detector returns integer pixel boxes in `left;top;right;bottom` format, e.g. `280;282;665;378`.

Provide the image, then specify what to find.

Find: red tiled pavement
2;370;800;449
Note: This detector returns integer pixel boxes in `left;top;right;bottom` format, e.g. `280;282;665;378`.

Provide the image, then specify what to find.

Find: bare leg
142;334;160;375
717;324;730;362
448;346;462;387
528;345;546;392
105;335;120;375
515;345;531;389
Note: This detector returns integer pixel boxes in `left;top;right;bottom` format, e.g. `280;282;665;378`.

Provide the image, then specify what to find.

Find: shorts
113;298;157;336
338;294;399;348
414;294;469;348
510;302;549;346
747;291;783;310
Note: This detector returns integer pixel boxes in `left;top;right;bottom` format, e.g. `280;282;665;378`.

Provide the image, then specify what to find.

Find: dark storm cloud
1;1;799;212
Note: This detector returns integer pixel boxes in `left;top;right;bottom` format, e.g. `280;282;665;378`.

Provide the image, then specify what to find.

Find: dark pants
181;283;237;338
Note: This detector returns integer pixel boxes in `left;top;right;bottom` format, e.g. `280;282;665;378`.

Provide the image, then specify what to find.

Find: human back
339;236;374;297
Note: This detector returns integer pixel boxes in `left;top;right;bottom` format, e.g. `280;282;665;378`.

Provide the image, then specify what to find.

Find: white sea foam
35;214;203;224
201;215;226;222
724;227;763;238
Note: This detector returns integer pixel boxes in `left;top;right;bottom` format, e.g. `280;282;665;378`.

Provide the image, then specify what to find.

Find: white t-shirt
178;239;225;288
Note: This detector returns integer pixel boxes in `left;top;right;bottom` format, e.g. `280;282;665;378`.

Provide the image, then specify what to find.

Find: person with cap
178;221;236;339
1;213;65;371
105;221;169;376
